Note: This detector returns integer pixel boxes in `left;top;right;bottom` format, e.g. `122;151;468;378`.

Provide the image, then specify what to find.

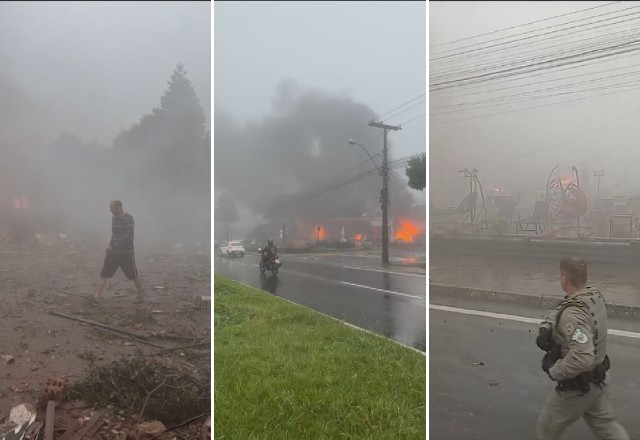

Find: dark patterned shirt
110;213;134;252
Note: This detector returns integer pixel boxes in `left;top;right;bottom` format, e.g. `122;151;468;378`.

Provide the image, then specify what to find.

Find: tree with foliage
405;153;426;191
107;63;210;241
112;63;207;188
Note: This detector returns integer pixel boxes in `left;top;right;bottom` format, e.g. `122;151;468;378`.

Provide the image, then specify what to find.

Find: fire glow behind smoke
395;219;419;242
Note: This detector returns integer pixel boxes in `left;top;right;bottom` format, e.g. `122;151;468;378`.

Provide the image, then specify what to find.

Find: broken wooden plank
55;290;85;298
23;421;42;440
150;332;202;342
44;401;55;440
60;401;89;411
49;311;150;339
57;422;80;440
149;341;210;356
69;412;105;440
54;412;77;432
93;327;167;349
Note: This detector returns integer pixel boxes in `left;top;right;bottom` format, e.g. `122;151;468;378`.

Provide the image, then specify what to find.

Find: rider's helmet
268;239;274;246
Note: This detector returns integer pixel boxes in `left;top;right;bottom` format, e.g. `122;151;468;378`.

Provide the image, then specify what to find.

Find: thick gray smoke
214;81;417;225
0;65;210;246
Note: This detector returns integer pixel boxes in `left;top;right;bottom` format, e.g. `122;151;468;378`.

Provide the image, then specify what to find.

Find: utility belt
556;355;610;393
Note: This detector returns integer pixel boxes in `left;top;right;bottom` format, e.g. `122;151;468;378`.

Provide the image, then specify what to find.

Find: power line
305;92;426;164
430;3;638;62
430;58;640;100
431;34;640;87
258;93;425;217
276;132;381;206
430;72;640;112
307;150;382;194
430;49;640;94
430;39;640;91
430;16;640;73
430;81;640;124
431;26;640;77
372;94;426;121
429;1;622;50
398;113;426;126
266;157;412;213
383;100;426;121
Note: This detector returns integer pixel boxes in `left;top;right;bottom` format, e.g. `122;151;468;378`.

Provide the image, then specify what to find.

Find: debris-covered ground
0;235;211;439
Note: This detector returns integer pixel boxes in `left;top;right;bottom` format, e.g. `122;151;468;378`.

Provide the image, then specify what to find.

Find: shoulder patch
565;323;575;336
571;328;589;344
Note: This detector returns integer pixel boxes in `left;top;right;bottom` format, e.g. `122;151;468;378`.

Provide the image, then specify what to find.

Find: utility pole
594;170;604;199
281;223;286;247
369;121;401;264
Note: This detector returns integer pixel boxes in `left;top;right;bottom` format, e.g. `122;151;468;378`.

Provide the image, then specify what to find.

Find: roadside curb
388;262;426;269
429;283;640;318
222;278;427;355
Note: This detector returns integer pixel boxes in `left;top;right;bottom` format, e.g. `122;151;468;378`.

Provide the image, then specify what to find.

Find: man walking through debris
93;200;144;303
535;257;628;440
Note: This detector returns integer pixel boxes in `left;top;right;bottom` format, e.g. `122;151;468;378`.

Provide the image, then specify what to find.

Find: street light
348;139;381;175
348;139;389;264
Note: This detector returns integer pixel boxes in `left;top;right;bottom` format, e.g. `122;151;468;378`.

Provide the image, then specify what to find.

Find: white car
220;241;245;258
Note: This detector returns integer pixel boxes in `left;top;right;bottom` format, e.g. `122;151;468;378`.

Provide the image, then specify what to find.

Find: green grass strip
214;275;426;440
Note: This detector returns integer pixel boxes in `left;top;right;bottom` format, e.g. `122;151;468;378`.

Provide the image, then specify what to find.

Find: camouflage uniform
536;287;629;440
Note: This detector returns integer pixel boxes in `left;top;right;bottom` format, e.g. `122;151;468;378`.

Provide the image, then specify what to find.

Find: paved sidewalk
430;254;640;308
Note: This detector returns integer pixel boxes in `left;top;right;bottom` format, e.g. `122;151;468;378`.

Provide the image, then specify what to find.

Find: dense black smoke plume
214;81;417;224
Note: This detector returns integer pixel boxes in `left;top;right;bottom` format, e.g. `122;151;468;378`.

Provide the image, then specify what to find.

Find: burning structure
0;153;46;243
246;209;425;249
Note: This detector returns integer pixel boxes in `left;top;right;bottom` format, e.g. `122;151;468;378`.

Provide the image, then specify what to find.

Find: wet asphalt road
429;299;640;440
214;253;426;352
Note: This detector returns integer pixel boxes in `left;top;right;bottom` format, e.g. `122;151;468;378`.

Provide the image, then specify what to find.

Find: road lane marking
342;265;426;278
430;304;640;340
429;304;540;324
265;267;424;301
341;282;424;300
228;279;426;355
216;265;425;301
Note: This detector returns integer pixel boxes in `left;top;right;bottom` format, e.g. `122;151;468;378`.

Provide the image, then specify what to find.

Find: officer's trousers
537;383;629;440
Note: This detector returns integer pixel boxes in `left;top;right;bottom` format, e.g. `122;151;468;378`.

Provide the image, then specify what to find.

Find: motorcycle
258;248;282;275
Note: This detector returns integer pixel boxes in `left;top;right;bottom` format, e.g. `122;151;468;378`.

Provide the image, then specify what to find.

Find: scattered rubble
0;239;211;439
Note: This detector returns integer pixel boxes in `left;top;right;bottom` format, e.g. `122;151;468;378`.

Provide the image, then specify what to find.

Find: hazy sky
0;1;211;147
430;1;640;204
214;1;426;161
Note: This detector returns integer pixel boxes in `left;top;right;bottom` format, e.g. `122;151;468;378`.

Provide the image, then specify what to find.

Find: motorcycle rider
261;239;277;264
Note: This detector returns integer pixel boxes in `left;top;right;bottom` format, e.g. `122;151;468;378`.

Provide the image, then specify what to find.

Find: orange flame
395;219;419;243
314;225;326;240
560;177;573;187
355;234;363;241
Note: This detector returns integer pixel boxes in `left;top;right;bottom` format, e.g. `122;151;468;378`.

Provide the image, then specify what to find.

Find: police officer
535;257;628;440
